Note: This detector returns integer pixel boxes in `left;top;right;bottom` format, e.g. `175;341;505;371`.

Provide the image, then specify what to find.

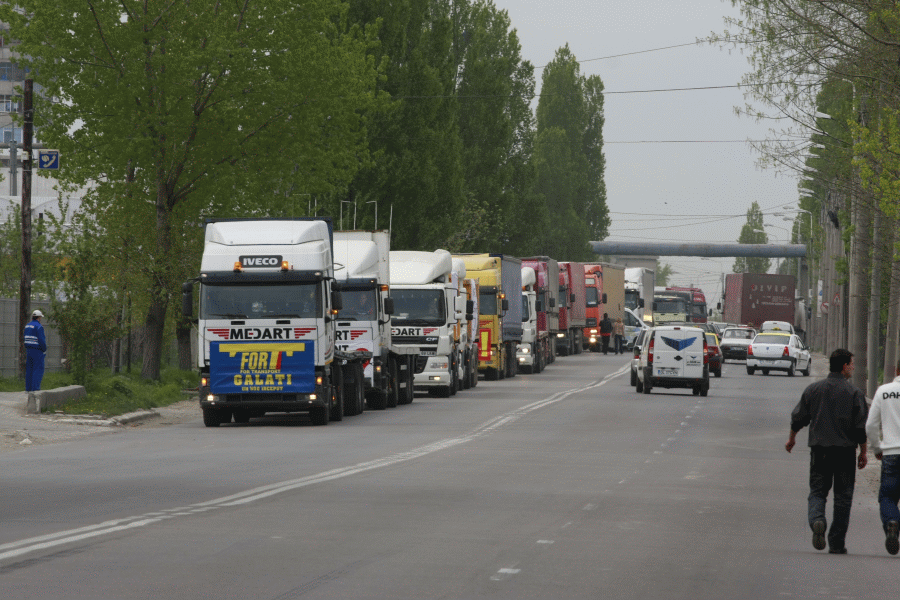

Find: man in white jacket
865;360;900;556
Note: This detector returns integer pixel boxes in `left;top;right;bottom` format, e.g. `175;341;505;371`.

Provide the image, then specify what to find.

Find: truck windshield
521;295;530;322
586;287;599;307
337;288;377;321
655;300;686;313
391;289;445;324
201;282;321;319
691;303;707;319
624;289;639;310
479;291;497;316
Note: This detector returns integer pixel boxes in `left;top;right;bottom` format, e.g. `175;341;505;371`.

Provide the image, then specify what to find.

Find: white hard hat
32;310;44;318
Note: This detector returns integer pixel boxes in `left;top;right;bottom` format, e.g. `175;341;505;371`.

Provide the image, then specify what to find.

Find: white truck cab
389;250;468;397
636;325;710;396
517;266;539;373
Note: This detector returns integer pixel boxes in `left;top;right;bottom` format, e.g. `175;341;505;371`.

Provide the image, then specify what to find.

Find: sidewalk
0;390;160;452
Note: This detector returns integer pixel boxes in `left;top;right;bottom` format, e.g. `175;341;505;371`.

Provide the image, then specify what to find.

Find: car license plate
420;350;436;356
658;368;679;376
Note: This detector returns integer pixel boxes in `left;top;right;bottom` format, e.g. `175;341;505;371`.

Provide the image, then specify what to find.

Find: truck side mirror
708;309;712;317
331;290;343;311
536;300;543;312
602;293;608;304
570;293;575;303
716;302;722;311
466;299;474;314
638;298;644;308
549;297;556;308
652;302;658;311
383;297;394;315
181;281;194;318
501;298;509;312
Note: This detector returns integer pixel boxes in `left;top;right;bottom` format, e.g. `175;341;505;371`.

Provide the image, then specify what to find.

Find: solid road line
0;365;630;563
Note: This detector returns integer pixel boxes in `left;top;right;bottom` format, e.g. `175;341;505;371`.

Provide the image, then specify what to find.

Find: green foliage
530;45;608;260
733;202;772;274
0;0;381;380
655;263;674;287
0;368;196;417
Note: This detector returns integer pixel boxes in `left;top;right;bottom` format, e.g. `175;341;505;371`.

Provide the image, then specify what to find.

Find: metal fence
0;297;61;379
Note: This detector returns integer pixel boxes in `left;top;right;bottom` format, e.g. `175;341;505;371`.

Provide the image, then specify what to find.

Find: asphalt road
0;352;893;599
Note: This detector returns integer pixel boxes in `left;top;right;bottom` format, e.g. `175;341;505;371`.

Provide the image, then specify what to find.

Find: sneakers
812;520;827;551
886;521;900;556
828;547;848;554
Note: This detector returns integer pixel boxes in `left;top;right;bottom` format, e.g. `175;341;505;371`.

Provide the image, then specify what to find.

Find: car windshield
705;333;718;346
586;287;599;307
201;282;321;319
480;290;498;316
754;334;790;344
521;295;530;322
724;329;754;339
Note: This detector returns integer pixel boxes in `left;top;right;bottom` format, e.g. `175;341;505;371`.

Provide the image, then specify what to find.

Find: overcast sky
494;0;802;305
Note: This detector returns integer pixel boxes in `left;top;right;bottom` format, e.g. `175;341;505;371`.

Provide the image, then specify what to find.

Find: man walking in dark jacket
598;313;613;355
785;348;868;554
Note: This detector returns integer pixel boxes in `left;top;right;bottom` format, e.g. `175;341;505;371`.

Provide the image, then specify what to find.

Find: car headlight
428;359;449;370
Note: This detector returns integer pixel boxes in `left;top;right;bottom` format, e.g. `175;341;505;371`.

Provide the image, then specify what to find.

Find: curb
36;409;160;428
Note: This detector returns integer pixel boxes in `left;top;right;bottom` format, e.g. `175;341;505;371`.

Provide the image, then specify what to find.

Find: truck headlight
520;347;530;354
429;359;449;370
557;333;565;338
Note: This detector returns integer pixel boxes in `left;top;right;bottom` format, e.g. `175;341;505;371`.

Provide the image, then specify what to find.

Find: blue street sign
38;150;60;170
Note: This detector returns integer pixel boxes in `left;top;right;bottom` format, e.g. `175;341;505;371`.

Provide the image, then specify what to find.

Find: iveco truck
183;218;368;427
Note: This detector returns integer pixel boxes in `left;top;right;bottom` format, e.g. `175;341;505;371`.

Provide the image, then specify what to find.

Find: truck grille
586;318;597;326
415;356;429;374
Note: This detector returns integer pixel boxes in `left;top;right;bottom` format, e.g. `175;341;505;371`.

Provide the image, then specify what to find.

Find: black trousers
808;446;857;550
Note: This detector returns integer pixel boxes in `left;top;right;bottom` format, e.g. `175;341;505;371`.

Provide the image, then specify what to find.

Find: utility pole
18;79;33;379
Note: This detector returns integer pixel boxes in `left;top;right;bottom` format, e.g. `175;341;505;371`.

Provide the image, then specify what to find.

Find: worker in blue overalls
24;309;47;392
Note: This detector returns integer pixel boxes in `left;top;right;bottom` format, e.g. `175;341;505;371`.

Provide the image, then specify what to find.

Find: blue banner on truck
210;341;316;394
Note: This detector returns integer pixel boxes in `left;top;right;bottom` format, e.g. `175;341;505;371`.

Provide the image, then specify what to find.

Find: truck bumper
200;394;325;413
413;355;452;389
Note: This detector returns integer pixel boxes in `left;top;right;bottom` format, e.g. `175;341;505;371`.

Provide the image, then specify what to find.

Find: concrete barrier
26;386;87;414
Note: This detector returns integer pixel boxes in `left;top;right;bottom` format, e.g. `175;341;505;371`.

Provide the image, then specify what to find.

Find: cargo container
722;273;796;328
557;262;587;355
521;257;561;365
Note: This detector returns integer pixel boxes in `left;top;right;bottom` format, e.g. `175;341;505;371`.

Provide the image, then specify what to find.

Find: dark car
705;332;723;377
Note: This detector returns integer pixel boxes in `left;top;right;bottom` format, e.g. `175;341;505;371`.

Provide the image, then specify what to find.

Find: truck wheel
573;332;582;355
449;361;459;395
310;405;329;426
470;352;479;387
202;407;228;427
485;367;498;381
329;379;344;422
342;363;366;414
404;359;416;403
387;359;400;408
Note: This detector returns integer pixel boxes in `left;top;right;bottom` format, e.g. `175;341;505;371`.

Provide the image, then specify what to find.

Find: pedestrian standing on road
612;317;625;355
24;309;48;393
785;348;868;554
599;313;613;355
865;359;900;556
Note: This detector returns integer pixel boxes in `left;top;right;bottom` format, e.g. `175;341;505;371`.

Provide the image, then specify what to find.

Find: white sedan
746;332;811;376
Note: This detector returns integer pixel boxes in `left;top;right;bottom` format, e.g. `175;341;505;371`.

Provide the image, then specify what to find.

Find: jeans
601;335;610;354
808;445;857;550
614;334;624;354
878;454;900;531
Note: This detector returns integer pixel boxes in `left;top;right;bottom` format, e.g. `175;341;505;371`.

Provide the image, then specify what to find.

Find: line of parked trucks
181;218;652;427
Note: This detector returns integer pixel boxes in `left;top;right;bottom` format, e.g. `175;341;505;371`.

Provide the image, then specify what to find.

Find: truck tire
573;332;583;354
329;378;344;422
386;359;400;408
310;405;329;426
202;407;229;427
403;358;416;403
469;351;479;387
485;367;499;381
449;359;459;395
506;344;517;378
342;363;365;416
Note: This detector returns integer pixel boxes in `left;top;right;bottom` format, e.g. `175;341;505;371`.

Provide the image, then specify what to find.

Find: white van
636;325;710;396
